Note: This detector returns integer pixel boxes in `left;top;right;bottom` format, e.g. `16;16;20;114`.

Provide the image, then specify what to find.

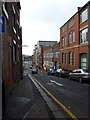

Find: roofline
60;0;90;29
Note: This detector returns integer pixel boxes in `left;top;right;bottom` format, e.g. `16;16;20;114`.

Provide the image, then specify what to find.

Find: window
13;45;17;62
62;37;64;46
13;40;17;62
80;54;87;70
69;32;72;43
62;53;64;64
69;31;75;43
62;36;67;46
80;28;88;43
72;52;75;65
64;36;67;45
69;52;72;65
17;45;20;62
80;8;88;23
55;52;59;58
72;31;75;42
65;53;67;64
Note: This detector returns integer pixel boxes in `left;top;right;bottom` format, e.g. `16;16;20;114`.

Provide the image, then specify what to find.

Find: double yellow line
30;75;78;120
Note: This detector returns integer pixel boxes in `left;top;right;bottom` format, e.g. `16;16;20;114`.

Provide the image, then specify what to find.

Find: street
26;67;89;119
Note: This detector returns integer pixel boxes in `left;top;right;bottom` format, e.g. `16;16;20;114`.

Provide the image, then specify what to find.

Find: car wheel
79;77;82;82
59;74;61;77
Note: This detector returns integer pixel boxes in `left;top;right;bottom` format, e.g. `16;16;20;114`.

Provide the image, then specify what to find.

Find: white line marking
50;80;63;87
83;83;90;86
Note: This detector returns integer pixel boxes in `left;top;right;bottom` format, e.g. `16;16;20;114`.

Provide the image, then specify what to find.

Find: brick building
43;45;53;70
2;1;22;93
53;42;60;70
60;1;90;72
33;40;57;69
43;42;60;70
32;44;38;68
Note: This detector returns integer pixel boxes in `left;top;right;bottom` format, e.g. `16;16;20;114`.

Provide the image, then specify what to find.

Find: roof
60;0;90;29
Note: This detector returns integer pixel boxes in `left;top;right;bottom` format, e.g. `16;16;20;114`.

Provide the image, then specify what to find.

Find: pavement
5;74;55;119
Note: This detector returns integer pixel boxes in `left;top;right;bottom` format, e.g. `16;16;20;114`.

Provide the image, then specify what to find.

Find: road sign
0;16;5;33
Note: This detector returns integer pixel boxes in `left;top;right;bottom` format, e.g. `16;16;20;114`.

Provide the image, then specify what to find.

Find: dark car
69;69;90;82
61;69;70;78
32;68;38;74
30;66;32;69
55;68;62;77
47;68;55;75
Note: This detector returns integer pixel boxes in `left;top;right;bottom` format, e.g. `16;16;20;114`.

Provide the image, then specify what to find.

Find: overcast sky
20;0;89;56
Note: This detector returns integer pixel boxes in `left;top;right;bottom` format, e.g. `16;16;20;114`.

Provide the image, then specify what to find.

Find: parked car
69;69;90;82
61;69;70;78
32;68;38;74
47;68;55;75
30;66;32;69
55;68;62;77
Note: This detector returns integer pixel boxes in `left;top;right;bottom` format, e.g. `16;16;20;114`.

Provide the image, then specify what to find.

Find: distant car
32;68;38;74
69;69;90;82
47;68;55;75
55;68;62;77
61;69;70;78
30;66;32;69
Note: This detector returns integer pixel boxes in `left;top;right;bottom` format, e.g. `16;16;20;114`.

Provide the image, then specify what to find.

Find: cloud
20;0;89;55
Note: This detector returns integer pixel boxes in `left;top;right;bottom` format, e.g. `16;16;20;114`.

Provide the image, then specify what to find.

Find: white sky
20;0;89;56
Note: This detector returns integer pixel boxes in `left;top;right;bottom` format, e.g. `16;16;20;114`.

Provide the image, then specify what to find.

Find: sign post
0;2;5;119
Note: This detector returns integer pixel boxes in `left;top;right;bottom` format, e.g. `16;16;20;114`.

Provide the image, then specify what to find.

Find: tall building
33;40;57;69
2;0;22;93
60;1;90;72
43;42;60;70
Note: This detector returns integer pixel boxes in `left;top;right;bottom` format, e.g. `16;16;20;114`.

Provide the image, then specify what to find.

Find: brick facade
60;1;90;72
2;1;22;93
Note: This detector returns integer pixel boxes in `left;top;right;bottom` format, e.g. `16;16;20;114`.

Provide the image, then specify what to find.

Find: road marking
29;74;78;120
50;80;63;87
83;83;90;86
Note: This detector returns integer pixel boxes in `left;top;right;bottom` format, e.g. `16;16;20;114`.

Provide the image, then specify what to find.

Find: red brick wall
60;4;89;71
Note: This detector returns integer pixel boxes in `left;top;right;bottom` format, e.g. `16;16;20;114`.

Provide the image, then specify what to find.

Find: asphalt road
28;68;89;119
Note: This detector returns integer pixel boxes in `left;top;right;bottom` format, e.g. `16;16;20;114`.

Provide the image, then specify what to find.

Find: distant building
53;42;60;70
22;55;32;62
33;40;58;69
2;1;22;93
32;44;38;68
43;42;60;70
43;45;53;70
60;1;90;72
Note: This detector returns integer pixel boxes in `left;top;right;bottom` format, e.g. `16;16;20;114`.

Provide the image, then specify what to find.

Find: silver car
69;69;90;82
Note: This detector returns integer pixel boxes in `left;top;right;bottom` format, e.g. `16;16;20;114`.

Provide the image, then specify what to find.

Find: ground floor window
13;40;17;63
80;53;87;70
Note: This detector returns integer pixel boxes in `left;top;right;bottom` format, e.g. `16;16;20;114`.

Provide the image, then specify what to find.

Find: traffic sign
0;16;5;33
